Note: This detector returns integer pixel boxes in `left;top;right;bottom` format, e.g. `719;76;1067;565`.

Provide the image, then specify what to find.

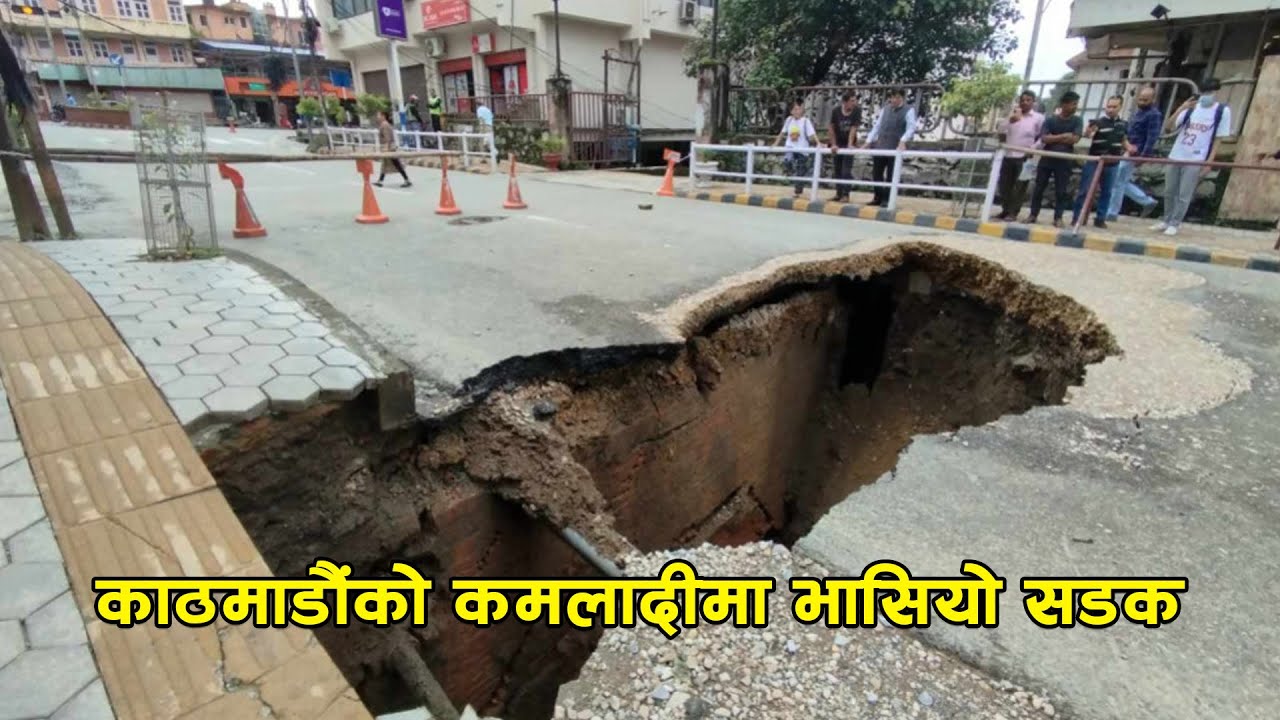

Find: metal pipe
1022;0;1046;85
389;636;461;720
552;0;563;79
558;526;623;578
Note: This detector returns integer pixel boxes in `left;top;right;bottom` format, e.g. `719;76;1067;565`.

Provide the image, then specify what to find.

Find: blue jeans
1107;160;1156;219
1073;160;1118;224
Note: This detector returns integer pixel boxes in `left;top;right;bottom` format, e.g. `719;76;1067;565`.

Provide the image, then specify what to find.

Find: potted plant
539;134;566;170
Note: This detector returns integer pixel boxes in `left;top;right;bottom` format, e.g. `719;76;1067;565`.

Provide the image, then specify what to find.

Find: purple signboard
375;0;408;40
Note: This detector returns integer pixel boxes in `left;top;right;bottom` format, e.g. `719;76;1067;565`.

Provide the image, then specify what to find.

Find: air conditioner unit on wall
678;0;696;23
425;36;446;57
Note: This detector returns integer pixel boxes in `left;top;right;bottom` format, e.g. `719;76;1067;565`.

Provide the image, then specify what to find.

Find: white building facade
315;0;713;132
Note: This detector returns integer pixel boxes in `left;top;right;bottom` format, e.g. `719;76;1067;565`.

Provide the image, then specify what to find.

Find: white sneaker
1149;222;1168;232
1163;226;1179;236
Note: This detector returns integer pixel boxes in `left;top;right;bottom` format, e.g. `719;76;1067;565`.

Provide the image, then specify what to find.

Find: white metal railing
325;127;498;169
690;143;1005;220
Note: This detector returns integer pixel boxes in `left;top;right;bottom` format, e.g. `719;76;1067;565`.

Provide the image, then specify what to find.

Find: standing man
427;89;444;133
827;93;862;202
1071;95;1132;229
1025;91;1082;227
407;94;425;130
1152;78;1231;237
996;90;1044;221
862;88;917;207
1107;86;1161;220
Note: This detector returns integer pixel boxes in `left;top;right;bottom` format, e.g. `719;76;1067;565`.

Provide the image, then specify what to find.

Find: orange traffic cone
503;154;527;210
216;162;266;238
355;159;389;224
436;157;462;216
656;148;677;197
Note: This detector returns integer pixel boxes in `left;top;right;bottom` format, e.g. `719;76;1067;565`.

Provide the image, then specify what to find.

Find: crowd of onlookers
773;79;1239;237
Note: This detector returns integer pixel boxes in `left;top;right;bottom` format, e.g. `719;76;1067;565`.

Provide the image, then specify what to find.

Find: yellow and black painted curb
673;189;1280;275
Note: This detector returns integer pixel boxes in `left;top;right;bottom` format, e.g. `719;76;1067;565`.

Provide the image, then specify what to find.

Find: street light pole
710;0;719;60
1023;0;1047;85
281;0;305;96
40;10;67;102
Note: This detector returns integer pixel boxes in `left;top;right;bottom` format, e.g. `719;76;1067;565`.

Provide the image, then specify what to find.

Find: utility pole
552;0;563;79
40;9;67;102
299;0;329;131
710;0;719;60
281;0;305;97
1023;0;1047;86
69;8;97;95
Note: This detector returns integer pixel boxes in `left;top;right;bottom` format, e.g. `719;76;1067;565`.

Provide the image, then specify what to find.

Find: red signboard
423;0;470;30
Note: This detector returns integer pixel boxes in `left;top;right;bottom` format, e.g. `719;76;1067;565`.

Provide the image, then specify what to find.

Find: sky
237;0;1084;82
1001;0;1084;81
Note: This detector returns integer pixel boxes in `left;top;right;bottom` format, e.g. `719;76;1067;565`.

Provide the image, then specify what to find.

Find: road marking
523;214;589;230
349;181;414;195
207;138;231;145
233;137;266;145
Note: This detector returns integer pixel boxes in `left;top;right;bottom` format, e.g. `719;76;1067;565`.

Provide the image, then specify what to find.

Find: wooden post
0;106;49;240
18;108;75;238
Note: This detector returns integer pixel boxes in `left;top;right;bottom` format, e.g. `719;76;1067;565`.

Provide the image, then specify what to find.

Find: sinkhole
200;243;1117;720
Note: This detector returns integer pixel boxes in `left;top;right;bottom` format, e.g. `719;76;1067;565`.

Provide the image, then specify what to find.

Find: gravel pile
555;542;1063;720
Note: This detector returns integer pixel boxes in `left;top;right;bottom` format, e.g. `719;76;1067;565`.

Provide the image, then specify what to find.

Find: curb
673;189;1280;275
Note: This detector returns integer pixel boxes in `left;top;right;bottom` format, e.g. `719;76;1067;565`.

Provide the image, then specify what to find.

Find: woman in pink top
996;91;1045;221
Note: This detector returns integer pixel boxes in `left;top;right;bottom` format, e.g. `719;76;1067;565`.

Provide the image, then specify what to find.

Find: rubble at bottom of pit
554;542;1060;720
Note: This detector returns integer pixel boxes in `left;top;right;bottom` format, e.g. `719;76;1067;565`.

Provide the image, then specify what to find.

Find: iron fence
727;84;946;139
131;103;217;258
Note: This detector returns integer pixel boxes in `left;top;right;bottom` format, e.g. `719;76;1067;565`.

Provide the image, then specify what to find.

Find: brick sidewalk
0;242;371;720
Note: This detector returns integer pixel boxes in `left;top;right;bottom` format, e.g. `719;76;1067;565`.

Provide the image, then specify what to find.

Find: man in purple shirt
996;91;1044;221
1107;86;1162;220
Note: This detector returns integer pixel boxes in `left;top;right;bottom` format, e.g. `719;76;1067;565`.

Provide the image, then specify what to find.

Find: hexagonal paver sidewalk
36;240;385;430
0;242;371;720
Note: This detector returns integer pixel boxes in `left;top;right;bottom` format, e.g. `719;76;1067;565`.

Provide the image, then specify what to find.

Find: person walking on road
1025;91;1082;228
374;110;412;188
1071;95;1133;229
827;93;862;202
1152;78;1232;237
996;91;1044;221
774;99;820;198
1107;86;1161;220
428;90;444;133
862;88;917;206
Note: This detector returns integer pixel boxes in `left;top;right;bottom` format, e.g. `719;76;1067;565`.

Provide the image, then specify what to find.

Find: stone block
291;322;328;338
194;335;248;354
25;591;87;647
0;562;69;620
7;519;59;563
220;306;267;322
204;386;269;421
273;355;323;376
254;314;302;330
320;348;363;367
312;367;364;400
162;374;223;400
156;327;210;346
283;337;330;356
263;376;320;411
178;354;237;376
133;344;196;366
246;328;293;345
0;645;98;719
233;345;286;366
0;497;47;540
208;320;258;336
0;459;36;496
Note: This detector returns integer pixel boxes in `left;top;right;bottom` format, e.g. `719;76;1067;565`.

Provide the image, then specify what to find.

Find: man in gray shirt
862;88;917;206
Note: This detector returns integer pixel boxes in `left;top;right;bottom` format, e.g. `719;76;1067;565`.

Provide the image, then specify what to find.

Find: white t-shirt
1168;103;1232;161
781;116;817;149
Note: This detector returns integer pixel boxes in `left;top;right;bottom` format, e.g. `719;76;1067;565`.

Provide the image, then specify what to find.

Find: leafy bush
357;93;391;121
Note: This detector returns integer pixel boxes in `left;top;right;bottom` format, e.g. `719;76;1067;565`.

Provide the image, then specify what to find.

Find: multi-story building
187;0;353;125
314;0;715;160
1067;0;1280;220
3;0;222;113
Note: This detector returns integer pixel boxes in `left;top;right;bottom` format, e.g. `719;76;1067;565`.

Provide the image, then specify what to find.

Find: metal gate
570;91;639;166
132;102;218;258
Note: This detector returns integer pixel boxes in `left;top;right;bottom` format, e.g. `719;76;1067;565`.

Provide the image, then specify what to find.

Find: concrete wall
1220;55;1280;220
1070;0;1274;33
639;34;695;129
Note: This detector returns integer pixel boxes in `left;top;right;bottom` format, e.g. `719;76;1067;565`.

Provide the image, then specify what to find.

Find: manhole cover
448;216;508;226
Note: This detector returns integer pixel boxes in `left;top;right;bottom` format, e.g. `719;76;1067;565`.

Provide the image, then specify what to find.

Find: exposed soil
203;243;1117;720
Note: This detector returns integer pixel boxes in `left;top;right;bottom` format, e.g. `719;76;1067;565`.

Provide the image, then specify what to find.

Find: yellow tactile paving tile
0;242;372;720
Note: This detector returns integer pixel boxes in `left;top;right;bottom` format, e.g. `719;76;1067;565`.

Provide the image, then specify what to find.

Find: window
66;37;84;58
69;0;97;13
170;44;186;62
91;39;109;58
143;41;157;59
224;16;233;24
239;16;246;27
199;14;207;25
167;0;182;22
116;0;150;19
331;0;374;21
35;37;51;57
122;40;136;56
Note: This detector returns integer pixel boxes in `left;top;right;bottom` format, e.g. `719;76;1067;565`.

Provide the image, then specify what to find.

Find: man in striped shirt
1072;95;1134;229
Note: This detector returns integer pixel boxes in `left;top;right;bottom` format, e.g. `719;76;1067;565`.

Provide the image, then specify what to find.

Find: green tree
685;0;1021;87
1048;71;1077;108
940;59;1023;133
357;93;391;121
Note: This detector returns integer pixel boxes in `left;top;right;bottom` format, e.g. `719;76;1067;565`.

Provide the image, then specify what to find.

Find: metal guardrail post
981;148;1004;222
745;146;754;194
887;149;904;210
436;133;445;155
1073;156;1107;235
809;147;823;202
461;134;470;169
488;132;497;170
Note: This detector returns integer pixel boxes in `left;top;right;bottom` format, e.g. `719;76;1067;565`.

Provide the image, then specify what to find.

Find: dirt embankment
205;243;1116;720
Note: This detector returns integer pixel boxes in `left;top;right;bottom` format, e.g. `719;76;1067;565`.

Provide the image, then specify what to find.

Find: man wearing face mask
1153;78;1232;236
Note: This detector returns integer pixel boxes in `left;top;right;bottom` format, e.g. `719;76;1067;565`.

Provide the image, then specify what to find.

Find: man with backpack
1152;78;1232;237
